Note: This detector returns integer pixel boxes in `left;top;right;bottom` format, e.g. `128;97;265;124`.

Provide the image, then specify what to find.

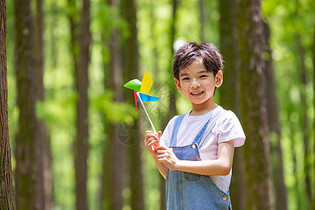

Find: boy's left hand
156;145;180;171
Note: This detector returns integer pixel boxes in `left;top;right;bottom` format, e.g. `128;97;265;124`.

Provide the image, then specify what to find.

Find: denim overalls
166;113;232;210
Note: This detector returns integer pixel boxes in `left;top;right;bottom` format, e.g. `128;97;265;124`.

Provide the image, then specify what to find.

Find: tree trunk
120;0;144;209
0;0;15;208
263;21;287;210
35;0;53;208
219;0;246;209
49;2;58;69
74;0;91;209
237;0;275;209
287;111;302;208
13;0;40;209
198;0;205;42
121;0;145;209
168;0;178;117
101;0;124;209
295;33;312;206
67;0;91;208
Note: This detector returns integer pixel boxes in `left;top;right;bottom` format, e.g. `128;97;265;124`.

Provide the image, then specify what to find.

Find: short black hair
173;42;224;79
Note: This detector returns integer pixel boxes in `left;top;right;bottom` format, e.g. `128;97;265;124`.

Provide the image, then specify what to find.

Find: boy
144;42;245;209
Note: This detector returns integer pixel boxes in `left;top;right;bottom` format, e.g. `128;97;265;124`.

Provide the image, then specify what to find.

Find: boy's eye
182;77;190;81
200;75;208;78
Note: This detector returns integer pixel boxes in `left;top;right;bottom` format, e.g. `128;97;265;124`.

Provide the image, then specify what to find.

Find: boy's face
174;59;223;107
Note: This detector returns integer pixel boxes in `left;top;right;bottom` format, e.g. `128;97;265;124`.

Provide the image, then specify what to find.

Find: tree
295;32;312;207
263;21;287;210
198;0;205;42
168;0;178;117
238;0;275;209
101;0;124;209
121;0;145;209
34;0;53;208
219;0;246;209
13;0;40;208
0;0;15;208
67;0;91;208
74;0;91;209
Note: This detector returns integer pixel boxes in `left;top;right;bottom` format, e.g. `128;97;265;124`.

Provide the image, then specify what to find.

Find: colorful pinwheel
124;71;161;132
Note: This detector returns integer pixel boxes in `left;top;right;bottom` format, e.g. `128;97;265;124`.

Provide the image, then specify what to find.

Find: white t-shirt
160;106;246;193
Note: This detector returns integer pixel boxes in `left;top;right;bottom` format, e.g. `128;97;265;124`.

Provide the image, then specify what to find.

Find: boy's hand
144;130;162;156
156;145;180;171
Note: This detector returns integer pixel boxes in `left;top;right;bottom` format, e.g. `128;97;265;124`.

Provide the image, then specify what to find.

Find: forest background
0;0;314;209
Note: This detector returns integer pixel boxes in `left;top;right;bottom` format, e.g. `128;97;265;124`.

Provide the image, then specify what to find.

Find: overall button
222;196;228;201
192;144;196;149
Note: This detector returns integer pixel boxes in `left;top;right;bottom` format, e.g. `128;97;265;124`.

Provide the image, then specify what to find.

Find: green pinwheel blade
124;79;142;92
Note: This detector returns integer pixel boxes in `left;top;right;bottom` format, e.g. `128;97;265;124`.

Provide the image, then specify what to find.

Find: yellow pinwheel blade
140;71;153;94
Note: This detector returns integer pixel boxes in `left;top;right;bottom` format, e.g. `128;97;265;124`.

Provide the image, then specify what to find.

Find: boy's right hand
144;130;162;156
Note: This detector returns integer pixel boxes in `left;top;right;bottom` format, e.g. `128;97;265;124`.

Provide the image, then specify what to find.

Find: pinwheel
124;71;161;133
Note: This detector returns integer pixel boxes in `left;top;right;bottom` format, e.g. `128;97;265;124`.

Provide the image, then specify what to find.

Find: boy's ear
215;70;223;88
174;78;182;92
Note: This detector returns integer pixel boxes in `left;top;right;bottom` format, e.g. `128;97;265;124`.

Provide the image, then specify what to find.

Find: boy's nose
191;78;200;88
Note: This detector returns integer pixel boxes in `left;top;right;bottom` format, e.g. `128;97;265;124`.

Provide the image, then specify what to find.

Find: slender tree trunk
49;2;57;69
219;0;245;209
74;0;91;209
34;0;45;207
101;0;124;209
295;33;312;206
35;0;53;208
121;0;145;209
288;112;302;208
13;0;40;209
168;0;178;117
67;0;91;209
263;21;287;210
238;0;275;209
0;1;15;208
198;0;205;42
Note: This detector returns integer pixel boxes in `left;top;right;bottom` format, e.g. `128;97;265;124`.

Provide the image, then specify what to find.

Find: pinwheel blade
124;79;142;92
139;71;153;94
138;93;161;102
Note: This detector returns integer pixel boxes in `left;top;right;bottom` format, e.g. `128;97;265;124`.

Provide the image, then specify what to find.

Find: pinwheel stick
136;92;157;133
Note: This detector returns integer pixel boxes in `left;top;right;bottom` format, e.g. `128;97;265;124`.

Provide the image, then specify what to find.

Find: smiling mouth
190;91;204;96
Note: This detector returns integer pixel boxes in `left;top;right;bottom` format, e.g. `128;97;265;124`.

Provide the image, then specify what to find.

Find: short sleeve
159;116;177;147
217;111;246;147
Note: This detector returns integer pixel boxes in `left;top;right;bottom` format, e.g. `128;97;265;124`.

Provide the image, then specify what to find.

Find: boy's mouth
190;91;204;96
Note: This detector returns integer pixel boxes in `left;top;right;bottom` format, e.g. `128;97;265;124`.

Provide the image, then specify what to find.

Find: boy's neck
190;100;218;116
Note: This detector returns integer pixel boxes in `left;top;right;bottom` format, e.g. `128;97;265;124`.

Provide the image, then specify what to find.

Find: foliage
91;91;138;124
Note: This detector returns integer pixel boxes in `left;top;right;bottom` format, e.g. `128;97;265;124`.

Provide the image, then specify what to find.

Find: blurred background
1;0;314;209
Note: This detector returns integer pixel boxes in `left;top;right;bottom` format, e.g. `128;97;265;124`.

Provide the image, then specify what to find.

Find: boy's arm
157;140;235;176
144;131;168;179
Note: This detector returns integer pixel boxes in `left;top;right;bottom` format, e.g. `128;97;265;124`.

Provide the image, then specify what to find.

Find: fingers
157;131;162;139
156;145;168;151
145;130;160;142
156;148;178;171
144;130;162;154
144;131;161;146
156;146;172;157
147;137;159;147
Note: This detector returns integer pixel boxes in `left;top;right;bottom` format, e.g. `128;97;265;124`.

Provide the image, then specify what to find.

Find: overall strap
170;114;185;147
192;110;222;146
